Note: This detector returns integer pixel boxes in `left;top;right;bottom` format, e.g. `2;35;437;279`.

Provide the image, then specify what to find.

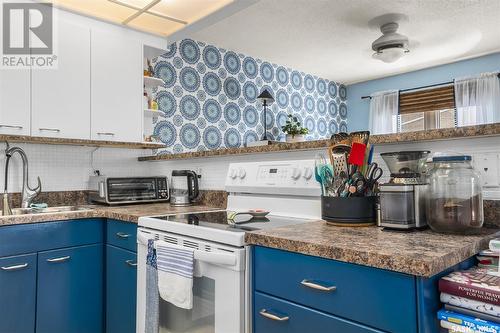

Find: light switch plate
474;153;500;188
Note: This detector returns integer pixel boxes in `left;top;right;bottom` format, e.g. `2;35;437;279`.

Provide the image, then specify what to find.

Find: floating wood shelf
144;76;164;89
0;134;166;149
144;109;162;117
138;123;500;161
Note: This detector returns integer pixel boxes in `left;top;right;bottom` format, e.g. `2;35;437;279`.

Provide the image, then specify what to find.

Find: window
398;85;456;132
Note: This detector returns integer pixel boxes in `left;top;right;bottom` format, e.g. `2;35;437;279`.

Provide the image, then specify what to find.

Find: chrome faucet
3;143;42;215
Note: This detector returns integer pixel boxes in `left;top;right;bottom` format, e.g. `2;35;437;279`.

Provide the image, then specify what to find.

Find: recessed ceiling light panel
49;0;234;37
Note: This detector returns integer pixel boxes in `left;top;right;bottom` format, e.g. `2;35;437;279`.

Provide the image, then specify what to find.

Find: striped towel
155;240;194;310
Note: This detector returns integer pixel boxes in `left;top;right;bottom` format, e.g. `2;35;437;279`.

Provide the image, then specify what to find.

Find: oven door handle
137;231;237;267
193;251;236;266
137;231;152;245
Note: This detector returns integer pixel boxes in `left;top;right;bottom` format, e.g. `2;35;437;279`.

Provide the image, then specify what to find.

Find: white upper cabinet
0;68;31;136
31;19;91;139
91;29;143;143
0;8;30;136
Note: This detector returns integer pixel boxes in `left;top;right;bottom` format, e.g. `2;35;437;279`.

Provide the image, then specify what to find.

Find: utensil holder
321;196;376;227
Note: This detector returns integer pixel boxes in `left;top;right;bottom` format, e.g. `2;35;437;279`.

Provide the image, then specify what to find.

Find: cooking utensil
364;163;383;195
319;164;334;196
367;145;375;165
329;144;350;178
330;132;350;145
349;131;370;145
314;153;328;195
348;142;367;167
366;163;383;183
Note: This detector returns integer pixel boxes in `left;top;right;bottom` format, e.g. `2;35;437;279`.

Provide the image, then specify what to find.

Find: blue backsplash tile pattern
151;39;347;154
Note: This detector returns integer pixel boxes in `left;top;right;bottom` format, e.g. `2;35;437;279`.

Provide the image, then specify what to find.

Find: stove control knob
291;168;302;180
230;169;238;179
238;168;246;179
302;167;313;180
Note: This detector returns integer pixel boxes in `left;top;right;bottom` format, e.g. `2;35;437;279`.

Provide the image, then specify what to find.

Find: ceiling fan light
372;46;408;63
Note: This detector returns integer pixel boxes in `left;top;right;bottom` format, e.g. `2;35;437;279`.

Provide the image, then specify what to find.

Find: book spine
440;279;500;306
438;310;500;333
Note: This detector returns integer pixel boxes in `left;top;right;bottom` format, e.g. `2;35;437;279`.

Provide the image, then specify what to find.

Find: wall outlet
474;153;500;188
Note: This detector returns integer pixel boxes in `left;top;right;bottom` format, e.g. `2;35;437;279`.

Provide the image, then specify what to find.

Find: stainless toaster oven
89;176;169;205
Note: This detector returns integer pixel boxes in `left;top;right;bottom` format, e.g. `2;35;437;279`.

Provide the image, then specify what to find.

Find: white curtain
369;90;399;134
454;72;500;126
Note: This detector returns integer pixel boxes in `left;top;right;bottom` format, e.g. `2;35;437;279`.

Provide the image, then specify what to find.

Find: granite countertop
139;123;500;161
0;134;165;149
245;220;500;277
3;203;499;277
0;203;223;226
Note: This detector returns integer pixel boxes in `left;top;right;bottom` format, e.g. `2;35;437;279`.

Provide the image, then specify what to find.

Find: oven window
107;178;157;202
159;276;215;333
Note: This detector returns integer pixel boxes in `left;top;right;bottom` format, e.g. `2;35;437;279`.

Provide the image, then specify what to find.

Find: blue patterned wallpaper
151;39;347;154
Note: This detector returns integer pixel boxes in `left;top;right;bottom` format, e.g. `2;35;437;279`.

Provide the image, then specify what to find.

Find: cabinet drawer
0;219;103;257
106;220;138;252
254;292;383;333
0;253;37;333
254;246;417;333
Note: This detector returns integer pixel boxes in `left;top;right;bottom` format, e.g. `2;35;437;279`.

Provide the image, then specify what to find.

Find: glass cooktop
154;211;312;232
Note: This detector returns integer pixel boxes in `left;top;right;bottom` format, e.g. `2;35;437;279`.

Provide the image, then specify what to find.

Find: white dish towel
155;240;194;310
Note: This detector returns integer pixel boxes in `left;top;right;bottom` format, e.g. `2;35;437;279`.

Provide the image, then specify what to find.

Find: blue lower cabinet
106;245;137;333
0;253;37;333
36;244;104;333
254;292;384;333
254;246;417;333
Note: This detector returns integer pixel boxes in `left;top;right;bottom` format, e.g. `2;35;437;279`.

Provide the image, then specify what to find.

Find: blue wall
151;39;347;154
347;52;500;132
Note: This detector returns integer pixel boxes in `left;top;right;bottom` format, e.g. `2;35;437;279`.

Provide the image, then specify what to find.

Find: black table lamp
257;89;274;141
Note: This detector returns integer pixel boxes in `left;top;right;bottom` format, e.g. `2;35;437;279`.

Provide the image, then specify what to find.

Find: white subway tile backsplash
0;143;157;192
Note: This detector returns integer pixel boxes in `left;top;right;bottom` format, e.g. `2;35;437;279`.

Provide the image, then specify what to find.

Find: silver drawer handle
125;259;137;267
0;124;23;129
116;232;131;239
301;279;336;292
259;309;289;322
97;132;115;136
39;127;60;132
47;256;71;263
1;263;28;271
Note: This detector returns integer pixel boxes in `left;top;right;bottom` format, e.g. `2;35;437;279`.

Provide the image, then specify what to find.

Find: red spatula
348;142;367;166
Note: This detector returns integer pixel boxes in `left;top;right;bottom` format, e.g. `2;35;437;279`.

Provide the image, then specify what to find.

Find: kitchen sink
8;206;93;216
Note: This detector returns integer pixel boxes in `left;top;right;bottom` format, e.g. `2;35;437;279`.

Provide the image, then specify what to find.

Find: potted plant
281;114;309;143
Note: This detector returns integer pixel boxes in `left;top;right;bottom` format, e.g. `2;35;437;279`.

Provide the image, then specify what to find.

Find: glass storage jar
426;155;483;234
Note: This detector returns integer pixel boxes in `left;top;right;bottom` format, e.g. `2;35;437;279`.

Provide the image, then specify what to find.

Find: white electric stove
136;159;321;333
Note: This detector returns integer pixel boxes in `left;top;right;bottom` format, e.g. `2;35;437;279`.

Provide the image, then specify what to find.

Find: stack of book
477;249;499;270
438;268;500;332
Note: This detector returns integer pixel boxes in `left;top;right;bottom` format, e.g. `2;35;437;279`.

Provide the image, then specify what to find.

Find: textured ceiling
190;0;500;84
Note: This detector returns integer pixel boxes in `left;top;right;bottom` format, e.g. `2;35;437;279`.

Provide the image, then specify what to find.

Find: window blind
399;85;455;114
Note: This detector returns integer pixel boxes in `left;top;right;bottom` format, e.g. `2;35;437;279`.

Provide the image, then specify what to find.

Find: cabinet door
0;253;37;333
36;244;103;333
31;19;91;139
91;29;142;143
0;8;30;136
0;69;30;136
106;245;137;333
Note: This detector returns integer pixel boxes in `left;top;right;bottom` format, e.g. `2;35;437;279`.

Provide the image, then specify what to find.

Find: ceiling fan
371;14;410;63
